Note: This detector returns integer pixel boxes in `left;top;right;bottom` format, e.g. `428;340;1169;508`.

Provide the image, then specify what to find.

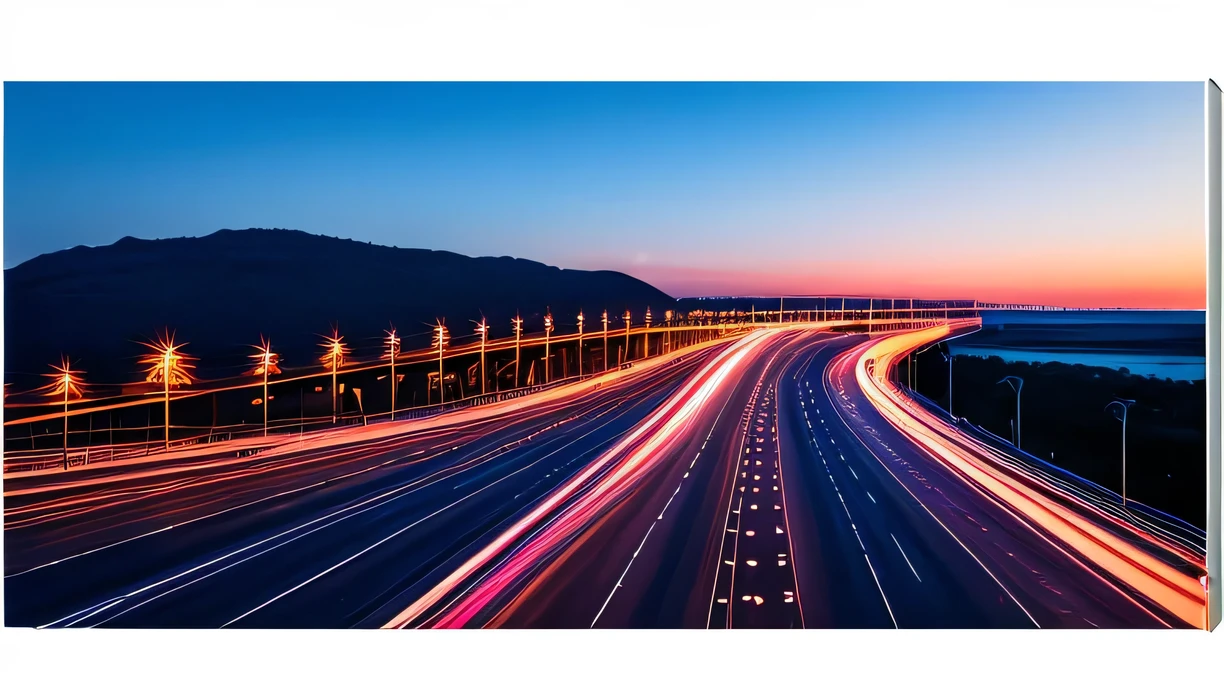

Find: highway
385;328;1201;629
3;339;734;628
5;324;1204;629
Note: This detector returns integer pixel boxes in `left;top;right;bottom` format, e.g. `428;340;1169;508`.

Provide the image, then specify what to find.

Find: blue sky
2;82;1206;306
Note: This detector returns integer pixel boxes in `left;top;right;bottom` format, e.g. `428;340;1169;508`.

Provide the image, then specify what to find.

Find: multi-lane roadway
4;325;1205;628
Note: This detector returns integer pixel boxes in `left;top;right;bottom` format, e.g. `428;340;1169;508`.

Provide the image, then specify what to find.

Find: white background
0;1;1222;686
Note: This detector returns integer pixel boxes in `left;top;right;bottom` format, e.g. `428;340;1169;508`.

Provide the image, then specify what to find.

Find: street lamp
997;375;1024;448
576;311;585;378
543;309;554;384
644;307;653;358
250;336;281;437
937;346;954;417
385;327;401;419
623;309;631;364
44;356;84;470
433;319;450;403
473;317;489;395
319;328;349;424
512;313;524;389
1106;398;1137;507
602;309;609;372
141;331;195;451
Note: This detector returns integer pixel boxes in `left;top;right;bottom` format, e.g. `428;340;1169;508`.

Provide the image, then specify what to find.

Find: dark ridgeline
3;228;676;386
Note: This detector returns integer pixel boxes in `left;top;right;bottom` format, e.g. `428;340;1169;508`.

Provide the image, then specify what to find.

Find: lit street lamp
250;336;281;437
997;375;1024;448
644;307;653;358
319;328;349;424
433;319;450;403
1106;398;1137;507
512;313;524;388
473;317;489;395
543;309;554;384
44;356;84;470
141;331;195;451
576;311;585;378
623;309;631;364
385;327;401;419
602;310;609;372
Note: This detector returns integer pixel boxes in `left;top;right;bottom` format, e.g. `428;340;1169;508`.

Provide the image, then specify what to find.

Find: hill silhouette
4;228;675;386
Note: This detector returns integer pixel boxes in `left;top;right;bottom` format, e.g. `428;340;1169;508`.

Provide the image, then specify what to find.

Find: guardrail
2;368;626;474
3;315;942;473
892;342;1207;559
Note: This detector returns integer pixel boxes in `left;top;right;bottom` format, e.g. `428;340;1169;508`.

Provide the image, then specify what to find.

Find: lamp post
45;356;84;470
623;309;631;364
1106;398;1137;507
543;310;554;384
644;307;653;358
385;327;401;419
473;317;489;395
141;331;195;451
602;310;609;372
997;375;1024;448
433;319;449;403
319;329;349;424
576;311;585;377
938;347;954;417
512;313;524;388
250;337;281;436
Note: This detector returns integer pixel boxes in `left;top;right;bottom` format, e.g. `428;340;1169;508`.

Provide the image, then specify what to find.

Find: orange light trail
847;323;1207;628
383;328;782;628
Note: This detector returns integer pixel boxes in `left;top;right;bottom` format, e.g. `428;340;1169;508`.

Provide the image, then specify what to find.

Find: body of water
951;310;1206;381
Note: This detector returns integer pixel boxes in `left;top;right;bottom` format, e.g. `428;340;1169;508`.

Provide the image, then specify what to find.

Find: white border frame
1207;78;1221;631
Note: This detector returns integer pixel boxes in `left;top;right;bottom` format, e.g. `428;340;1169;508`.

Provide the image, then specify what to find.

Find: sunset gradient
3;82;1207;308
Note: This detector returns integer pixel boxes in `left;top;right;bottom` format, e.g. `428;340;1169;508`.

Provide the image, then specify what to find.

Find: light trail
383;329;782;628
819;344;1042;627
849;323;1207;628
34;359;694;628
7;345;722;589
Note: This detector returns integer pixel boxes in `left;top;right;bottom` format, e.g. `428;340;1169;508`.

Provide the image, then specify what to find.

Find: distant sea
951;310;1206;381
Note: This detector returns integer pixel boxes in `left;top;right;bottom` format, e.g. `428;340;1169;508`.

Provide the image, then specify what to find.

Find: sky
2;82;1207;308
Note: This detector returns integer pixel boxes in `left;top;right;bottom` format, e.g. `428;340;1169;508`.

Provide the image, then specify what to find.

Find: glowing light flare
432;320;450;351
384;328;401;359
140;331;195;387
319;330;350;371
43;356;85;401
249;337;282;376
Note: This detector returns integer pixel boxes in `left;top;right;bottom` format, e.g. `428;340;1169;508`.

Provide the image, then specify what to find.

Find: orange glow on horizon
610;257;1207;309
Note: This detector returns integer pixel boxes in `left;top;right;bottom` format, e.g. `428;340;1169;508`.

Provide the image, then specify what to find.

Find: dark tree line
912;353;1205;528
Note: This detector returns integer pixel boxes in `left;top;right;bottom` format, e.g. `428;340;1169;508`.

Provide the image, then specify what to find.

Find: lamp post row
33;304;942;468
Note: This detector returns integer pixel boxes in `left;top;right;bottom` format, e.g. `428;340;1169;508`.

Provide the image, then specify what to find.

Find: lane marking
891;533;922;582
